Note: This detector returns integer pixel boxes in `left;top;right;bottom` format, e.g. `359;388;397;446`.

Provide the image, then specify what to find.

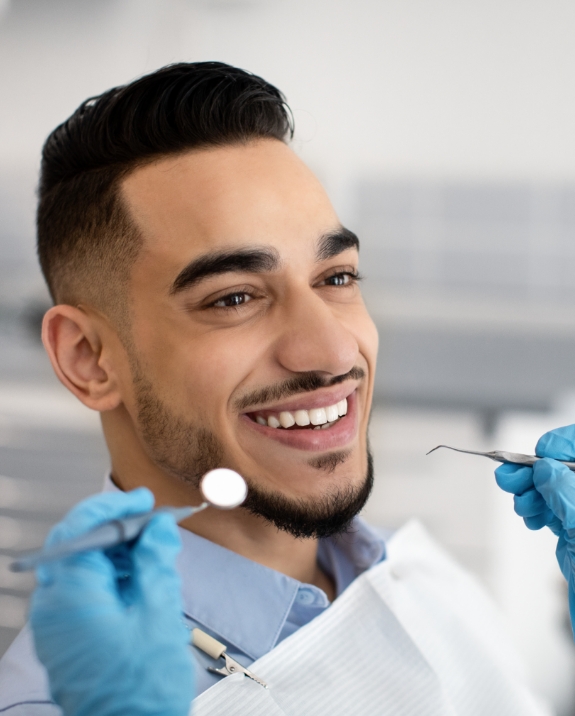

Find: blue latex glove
495;424;575;628
29;488;194;716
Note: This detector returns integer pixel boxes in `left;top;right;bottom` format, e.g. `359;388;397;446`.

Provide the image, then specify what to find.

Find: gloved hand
495;424;575;627
29;488;194;716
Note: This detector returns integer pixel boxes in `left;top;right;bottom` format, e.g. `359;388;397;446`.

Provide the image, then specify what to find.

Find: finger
131;513;184;614
524;509;556;531
35;547;115;587
45;488;154;548
495;463;534;495
533;458;575;529
514;489;548;517
536;424;575;460
32;550;119;617
548;515;564;536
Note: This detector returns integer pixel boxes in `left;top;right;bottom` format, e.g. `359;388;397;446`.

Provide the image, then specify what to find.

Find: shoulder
0;626;59;715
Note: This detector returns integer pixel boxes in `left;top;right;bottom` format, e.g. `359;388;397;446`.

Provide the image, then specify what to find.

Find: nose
273;292;359;377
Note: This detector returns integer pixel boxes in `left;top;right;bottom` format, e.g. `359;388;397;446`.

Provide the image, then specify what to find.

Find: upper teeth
255;399;347;429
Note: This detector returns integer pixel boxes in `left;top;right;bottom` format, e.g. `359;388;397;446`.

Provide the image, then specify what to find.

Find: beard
132;367;374;540
242;451;373;538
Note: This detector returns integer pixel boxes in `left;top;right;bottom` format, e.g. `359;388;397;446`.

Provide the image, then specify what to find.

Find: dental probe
426;445;575;471
10;468;247;573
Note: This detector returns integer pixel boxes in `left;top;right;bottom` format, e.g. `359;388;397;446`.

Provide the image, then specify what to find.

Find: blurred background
1;0;575;712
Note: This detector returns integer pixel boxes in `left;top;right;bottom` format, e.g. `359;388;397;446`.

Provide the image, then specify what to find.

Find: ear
42;305;123;412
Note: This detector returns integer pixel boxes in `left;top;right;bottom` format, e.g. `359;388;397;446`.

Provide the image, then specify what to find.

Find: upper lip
241;383;358;415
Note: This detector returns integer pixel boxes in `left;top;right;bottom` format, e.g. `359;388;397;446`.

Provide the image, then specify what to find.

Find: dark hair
37;62;294;315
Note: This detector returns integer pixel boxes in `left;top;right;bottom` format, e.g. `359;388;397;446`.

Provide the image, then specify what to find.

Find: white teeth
279;411;295;428
309;407;327;426
294;410;311;426
326;404;339;422
314;425;321;430
255;398;348;429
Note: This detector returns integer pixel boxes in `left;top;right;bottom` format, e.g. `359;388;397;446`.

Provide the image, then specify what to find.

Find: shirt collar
177;528;300;660
102;473;386;661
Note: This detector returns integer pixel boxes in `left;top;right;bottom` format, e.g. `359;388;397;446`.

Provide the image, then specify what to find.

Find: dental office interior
1;0;575;712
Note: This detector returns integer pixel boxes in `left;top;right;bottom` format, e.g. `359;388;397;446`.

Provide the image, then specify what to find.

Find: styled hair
37;62;293;316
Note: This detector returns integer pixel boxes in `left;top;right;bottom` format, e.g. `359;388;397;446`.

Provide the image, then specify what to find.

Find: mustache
235;366;365;412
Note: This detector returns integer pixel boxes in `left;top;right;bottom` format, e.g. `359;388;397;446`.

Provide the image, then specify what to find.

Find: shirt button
296;587;316;605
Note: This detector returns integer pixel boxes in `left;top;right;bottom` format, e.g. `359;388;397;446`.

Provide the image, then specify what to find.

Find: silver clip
191;627;268;689
207;651;268;688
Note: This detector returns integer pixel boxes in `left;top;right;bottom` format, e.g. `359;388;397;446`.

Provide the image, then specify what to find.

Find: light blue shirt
0;475;386;712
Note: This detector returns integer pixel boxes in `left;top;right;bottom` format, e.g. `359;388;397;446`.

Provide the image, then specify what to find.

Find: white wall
2;0;575;204
2;0;575;284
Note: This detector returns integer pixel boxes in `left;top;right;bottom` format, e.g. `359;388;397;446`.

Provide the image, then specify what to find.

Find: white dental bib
191;521;550;716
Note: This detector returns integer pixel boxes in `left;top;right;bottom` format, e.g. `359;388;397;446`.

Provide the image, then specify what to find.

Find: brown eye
212;292;252;308
327;274;350;286
323;271;360;287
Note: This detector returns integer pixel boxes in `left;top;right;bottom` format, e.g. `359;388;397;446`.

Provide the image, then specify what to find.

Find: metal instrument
10;505;202;572
10;468;248;572
426;444;575;471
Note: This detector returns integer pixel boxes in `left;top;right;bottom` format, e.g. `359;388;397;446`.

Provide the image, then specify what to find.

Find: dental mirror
200;468;248;509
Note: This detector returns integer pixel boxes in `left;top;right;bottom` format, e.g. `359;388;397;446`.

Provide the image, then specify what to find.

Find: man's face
119;139;379;535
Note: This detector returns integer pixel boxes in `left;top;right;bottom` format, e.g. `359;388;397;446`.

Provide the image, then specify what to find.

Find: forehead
121;140;340;266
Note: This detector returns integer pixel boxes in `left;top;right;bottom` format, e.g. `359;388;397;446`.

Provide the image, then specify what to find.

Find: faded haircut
36;62;294;321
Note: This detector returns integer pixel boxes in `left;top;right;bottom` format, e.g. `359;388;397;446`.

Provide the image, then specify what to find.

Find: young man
0;62;556;715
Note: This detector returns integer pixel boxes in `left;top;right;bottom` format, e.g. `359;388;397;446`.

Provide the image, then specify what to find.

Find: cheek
348;311;378;423
193;338;248;400
132;323;254;424
346;308;379;369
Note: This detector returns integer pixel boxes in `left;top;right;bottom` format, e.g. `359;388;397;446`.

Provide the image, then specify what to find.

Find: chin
241;450;374;539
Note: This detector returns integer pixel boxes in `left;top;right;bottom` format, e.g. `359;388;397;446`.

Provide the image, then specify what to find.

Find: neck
103;409;336;600
183;506;334;594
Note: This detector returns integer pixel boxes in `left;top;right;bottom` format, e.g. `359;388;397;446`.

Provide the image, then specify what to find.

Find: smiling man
107;139;377;557
0;63;551;716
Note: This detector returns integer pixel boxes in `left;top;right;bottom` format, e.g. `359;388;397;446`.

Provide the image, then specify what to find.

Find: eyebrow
170;247;281;294
316;227;360;261
169;227;360;295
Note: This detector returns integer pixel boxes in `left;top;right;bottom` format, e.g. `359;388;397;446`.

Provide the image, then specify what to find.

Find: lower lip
240;391;359;452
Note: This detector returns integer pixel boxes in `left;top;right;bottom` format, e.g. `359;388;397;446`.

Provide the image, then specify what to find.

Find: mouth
250;396;348;430
240;388;359;452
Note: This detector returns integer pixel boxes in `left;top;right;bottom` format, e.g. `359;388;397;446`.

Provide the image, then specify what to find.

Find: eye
327;273;351;286
211;292;253;309
322;271;361;287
